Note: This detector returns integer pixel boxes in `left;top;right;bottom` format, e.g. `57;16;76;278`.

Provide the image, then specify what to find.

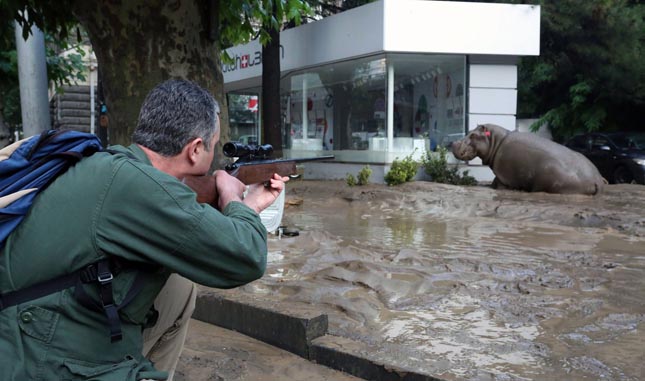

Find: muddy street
205;180;645;380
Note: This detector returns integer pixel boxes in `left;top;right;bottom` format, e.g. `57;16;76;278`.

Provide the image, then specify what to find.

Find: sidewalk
175;319;361;381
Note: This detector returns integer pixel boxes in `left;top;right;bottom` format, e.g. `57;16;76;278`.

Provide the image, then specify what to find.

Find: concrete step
60;108;91;118
56;92;91;102
57;116;90;125
192;289;443;381
59;100;91;110
60;85;91;94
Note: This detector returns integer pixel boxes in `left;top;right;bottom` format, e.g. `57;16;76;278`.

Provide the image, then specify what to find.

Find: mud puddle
215;180;645;380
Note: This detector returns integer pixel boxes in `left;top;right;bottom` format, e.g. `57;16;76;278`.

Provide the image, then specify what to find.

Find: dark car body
565;132;645;184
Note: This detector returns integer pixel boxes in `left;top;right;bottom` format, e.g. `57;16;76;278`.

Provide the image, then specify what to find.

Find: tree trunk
0;111;12;148
71;0;230;165
261;17;282;158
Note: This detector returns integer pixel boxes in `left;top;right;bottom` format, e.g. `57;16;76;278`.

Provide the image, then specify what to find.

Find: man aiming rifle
0;79;288;381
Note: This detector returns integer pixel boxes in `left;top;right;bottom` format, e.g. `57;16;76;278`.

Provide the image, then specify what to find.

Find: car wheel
613;165;633;184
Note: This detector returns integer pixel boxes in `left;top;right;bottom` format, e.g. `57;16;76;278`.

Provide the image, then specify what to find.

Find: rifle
184;142;334;206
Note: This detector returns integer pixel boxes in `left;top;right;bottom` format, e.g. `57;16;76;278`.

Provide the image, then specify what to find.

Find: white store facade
223;0;541;182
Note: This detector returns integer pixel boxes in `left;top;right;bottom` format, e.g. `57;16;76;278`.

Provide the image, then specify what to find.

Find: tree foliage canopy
1;0;313;146
518;0;644;141
441;0;643;140
219;0;312;49
2;0;312;54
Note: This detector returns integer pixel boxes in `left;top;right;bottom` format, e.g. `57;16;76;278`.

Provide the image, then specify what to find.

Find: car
236;135;258;146
565;132;645;184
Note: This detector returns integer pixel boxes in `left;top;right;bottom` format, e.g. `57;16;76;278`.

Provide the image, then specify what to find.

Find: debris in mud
285;197;304;207
565;356;619;379
602;262;619;269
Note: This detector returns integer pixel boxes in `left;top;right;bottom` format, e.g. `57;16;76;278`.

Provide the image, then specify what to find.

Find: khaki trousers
142;274;197;381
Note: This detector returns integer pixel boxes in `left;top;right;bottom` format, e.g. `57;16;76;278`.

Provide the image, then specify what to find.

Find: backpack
0;129;103;245
0;130;140;342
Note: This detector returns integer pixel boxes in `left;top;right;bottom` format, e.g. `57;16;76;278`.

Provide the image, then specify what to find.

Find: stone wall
50;85;95;132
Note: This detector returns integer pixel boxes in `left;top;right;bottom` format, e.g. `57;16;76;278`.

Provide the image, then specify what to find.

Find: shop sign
223;45;285;73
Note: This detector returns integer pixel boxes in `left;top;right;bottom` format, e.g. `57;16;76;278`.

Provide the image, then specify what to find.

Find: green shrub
421;146;477;186
347;165;372;186
346;173;357;187
357;165;372;185
384;152;419;186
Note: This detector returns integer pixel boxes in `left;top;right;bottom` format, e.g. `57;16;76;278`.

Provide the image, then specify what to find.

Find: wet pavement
197;180;645;380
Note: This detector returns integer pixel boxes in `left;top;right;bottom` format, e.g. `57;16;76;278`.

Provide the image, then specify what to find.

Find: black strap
97;260;121;342
0;258;150;343
0;263;101;310
73;266;150;343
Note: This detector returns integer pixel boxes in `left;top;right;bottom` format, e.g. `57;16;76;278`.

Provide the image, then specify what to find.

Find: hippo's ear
481;125;491;137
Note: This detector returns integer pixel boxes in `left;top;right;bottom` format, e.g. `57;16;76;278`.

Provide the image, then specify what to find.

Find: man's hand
242;173;289;214
214;170;246;210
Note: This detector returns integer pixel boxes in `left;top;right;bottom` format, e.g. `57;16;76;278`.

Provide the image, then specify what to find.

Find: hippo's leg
491;177;510;190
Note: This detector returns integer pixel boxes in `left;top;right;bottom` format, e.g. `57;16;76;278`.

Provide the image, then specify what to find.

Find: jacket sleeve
94;160;267;288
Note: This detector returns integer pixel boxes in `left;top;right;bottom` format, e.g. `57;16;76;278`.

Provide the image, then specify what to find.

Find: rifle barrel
230;155;334;185
291;155;335;163
235;155;334;166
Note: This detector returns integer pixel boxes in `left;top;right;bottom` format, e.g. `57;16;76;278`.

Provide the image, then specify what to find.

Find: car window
609;135;632;149
592;136;610;149
626;133;645;149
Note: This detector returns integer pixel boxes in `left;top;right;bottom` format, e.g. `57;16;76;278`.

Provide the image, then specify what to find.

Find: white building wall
464;63;518;174
468;63;518;132
383;0;540;56
224;0;540;90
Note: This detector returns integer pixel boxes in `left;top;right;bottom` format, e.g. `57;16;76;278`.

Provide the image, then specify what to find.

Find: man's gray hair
133;79;220;156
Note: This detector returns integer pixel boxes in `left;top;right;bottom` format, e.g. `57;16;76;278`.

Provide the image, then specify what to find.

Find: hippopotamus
451;124;605;195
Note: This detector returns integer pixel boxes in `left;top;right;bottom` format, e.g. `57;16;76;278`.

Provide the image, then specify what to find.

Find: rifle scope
223;142;274;159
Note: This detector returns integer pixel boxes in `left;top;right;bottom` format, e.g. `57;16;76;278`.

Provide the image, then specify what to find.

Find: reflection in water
291;202;456;249
247;183;645;380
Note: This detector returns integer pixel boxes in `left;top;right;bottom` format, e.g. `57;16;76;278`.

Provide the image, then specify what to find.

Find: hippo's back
505;132;605;194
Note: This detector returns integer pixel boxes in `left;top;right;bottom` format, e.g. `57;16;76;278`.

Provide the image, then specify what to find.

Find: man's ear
186;137;204;164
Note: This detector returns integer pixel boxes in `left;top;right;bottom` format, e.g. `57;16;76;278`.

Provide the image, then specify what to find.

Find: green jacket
0;145;267;380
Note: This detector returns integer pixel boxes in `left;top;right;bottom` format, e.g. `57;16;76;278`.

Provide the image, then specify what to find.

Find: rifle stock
183;154;333;207
182;174;217;206
228;161;297;184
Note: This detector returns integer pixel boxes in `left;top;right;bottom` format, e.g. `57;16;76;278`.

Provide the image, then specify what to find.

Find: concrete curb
193;290;327;359
193;291;442;381
311;335;443;381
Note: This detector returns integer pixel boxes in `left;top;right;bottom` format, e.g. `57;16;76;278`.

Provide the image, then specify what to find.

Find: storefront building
223;0;541;182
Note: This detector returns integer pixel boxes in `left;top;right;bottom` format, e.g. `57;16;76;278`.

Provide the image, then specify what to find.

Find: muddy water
228;181;645;380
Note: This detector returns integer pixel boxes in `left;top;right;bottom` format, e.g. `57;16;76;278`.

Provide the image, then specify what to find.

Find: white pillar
90;64;96;134
301;77;308;139
387;62;394;152
14;17;50;137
